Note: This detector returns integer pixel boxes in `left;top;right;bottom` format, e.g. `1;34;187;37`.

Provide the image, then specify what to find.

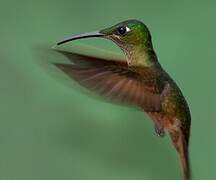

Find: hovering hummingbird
54;19;191;180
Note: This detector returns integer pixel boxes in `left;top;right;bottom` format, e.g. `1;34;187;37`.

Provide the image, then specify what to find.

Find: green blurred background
0;0;215;179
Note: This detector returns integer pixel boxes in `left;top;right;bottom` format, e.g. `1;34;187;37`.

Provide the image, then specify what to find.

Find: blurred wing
53;49;163;112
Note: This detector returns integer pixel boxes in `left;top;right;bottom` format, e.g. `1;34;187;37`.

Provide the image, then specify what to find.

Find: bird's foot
155;124;166;137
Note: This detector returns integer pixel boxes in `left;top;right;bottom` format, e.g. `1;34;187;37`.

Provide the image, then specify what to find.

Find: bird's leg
146;112;166;137
154;123;165;137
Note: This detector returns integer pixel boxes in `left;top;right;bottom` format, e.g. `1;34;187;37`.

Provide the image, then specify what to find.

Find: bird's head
100;19;152;47
57;19;155;66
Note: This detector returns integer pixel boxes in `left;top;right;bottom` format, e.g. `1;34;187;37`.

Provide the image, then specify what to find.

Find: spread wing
53;49;164;112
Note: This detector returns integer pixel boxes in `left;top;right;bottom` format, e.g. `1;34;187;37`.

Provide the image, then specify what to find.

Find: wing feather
54;49;165;111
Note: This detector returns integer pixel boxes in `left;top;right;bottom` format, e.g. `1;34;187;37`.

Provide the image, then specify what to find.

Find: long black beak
57;31;104;45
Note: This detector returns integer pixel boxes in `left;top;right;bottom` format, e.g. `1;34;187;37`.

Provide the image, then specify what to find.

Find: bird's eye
117;26;130;35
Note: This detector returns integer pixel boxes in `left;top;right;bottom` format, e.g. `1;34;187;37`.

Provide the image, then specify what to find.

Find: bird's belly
147;111;178;130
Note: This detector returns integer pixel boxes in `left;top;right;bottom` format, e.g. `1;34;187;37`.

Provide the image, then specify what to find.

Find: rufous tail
170;129;191;180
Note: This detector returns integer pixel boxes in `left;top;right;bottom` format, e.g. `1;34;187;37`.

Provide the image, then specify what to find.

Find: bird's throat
125;46;157;67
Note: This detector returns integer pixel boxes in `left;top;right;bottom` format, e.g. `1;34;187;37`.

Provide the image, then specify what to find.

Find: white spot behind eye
125;26;130;33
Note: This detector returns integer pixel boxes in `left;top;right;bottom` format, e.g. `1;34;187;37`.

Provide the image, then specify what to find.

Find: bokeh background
0;0;215;179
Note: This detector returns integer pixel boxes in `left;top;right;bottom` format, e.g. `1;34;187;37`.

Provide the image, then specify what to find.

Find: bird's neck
125;45;158;67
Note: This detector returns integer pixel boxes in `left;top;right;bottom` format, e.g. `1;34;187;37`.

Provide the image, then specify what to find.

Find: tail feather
170;129;191;180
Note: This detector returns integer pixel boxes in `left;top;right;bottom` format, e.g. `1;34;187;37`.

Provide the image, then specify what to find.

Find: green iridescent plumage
54;19;191;180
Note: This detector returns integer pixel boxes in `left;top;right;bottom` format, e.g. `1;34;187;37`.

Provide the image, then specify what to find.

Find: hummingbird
54;19;191;180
